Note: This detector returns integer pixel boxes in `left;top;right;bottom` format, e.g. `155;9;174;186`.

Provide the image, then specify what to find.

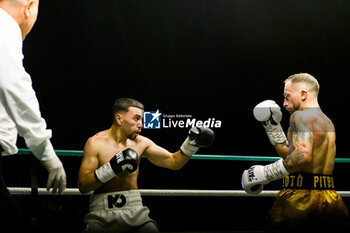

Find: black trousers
0;155;28;232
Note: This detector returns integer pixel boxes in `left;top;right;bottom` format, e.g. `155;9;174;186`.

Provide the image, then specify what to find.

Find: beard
127;131;139;140
286;102;300;114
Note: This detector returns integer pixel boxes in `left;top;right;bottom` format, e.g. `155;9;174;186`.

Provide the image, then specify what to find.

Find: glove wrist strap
180;138;199;156
95;162;116;183
264;122;287;145
264;159;289;181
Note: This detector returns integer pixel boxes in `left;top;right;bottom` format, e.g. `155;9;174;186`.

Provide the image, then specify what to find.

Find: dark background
6;0;350;232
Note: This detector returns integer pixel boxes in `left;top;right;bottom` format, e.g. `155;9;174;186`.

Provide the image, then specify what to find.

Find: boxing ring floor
4;149;350;232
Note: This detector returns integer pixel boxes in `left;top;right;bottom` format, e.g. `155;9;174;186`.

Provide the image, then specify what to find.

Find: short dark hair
112;98;144;121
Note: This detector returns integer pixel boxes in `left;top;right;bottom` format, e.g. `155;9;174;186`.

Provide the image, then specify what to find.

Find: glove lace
264;161;285;181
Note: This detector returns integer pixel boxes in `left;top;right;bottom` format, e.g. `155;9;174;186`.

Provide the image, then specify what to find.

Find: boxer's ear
300;89;308;101
115;113;123;126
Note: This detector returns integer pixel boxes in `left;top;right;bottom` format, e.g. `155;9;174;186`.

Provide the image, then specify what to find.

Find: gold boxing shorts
266;173;350;233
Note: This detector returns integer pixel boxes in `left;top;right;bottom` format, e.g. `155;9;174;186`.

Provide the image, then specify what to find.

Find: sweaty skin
284;108;336;174
79;107;190;194
275;79;336;175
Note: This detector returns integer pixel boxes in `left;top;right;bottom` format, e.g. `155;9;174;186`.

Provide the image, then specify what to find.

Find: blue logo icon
143;110;161;129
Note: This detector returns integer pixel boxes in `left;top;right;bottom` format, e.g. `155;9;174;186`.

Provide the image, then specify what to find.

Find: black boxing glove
180;127;215;156
95;148;138;183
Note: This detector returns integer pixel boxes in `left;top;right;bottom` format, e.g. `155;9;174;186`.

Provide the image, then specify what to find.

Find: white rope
7;187;350;197
140;189;279;197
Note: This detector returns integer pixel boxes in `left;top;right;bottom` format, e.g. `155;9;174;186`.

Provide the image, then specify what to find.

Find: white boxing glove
241;159;289;194
41;155;67;194
253;100;287;145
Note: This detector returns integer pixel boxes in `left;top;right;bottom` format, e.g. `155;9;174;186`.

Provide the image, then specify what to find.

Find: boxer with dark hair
79;97;215;233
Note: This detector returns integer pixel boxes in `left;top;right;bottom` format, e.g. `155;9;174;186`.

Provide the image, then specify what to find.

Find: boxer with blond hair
242;73;350;232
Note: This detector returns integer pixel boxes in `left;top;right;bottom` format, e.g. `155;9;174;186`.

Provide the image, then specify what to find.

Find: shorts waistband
283;173;335;190
89;190;143;211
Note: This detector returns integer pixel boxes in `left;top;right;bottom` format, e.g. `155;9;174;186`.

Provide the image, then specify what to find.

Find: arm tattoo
283;152;307;171
284;112;313;172
292;116;313;144
281;140;289;148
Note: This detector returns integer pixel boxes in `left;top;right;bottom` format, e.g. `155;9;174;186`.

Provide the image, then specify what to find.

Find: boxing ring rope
9;148;350;197
16;148;350;163
8;187;350;197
